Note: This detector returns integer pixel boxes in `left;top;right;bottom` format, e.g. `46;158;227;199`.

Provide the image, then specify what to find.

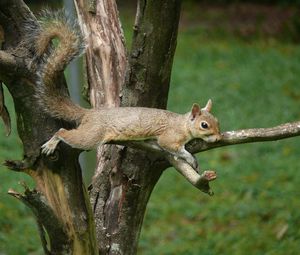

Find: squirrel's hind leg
41;128;65;155
42;127;101;155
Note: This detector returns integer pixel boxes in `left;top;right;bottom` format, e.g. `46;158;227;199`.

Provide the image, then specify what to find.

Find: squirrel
35;10;222;169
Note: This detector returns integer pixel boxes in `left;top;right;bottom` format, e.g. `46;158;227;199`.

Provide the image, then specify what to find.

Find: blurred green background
1;1;300;254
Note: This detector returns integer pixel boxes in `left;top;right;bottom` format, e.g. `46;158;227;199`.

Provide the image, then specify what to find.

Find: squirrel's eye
200;121;209;129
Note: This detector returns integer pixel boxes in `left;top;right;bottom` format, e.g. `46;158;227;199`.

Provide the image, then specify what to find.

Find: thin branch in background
0;82;11;136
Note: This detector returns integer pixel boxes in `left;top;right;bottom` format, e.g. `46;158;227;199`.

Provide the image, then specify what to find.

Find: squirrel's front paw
202;170;217;181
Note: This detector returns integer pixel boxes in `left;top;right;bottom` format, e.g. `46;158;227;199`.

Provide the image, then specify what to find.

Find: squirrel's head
188;99;221;143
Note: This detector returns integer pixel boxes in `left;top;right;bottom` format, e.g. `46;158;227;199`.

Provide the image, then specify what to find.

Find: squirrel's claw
41;137;59;155
41;143;54;155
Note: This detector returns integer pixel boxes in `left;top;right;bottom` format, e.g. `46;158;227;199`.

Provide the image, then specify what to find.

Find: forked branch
115;120;300;194
8;184;69;254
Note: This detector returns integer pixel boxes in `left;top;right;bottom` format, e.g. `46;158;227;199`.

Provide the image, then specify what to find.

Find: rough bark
74;0;181;254
74;0;126;108
0;1;97;254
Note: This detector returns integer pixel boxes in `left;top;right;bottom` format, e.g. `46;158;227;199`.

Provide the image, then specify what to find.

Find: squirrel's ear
191;103;201;120
202;99;212;112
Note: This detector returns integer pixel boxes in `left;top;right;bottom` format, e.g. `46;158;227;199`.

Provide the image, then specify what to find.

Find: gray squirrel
35;11;221;169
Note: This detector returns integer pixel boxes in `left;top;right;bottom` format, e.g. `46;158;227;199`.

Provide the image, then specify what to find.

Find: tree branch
111;120;300;193
188;121;300;153
8;184;69;254
121;121;300;154
0;82;11;136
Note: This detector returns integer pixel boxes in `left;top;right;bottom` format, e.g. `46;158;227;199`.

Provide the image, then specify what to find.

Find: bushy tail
35;10;87;123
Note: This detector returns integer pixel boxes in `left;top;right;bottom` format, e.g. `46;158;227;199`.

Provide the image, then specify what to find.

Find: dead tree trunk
74;1;181;253
0;1;97;254
1;1;300;255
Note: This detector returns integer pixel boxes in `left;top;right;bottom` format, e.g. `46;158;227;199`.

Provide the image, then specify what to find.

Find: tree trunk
0;1;97;254
74;0;181;253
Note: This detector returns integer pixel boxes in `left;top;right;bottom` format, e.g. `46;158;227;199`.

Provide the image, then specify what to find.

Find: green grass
138;32;300;254
1;8;300;255
0;89;42;254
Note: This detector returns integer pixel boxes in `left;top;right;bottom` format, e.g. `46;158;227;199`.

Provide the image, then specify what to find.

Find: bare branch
0;82;11;136
110;121;300;193
120;121;300;155
8;184;70;253
188;121;300;153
